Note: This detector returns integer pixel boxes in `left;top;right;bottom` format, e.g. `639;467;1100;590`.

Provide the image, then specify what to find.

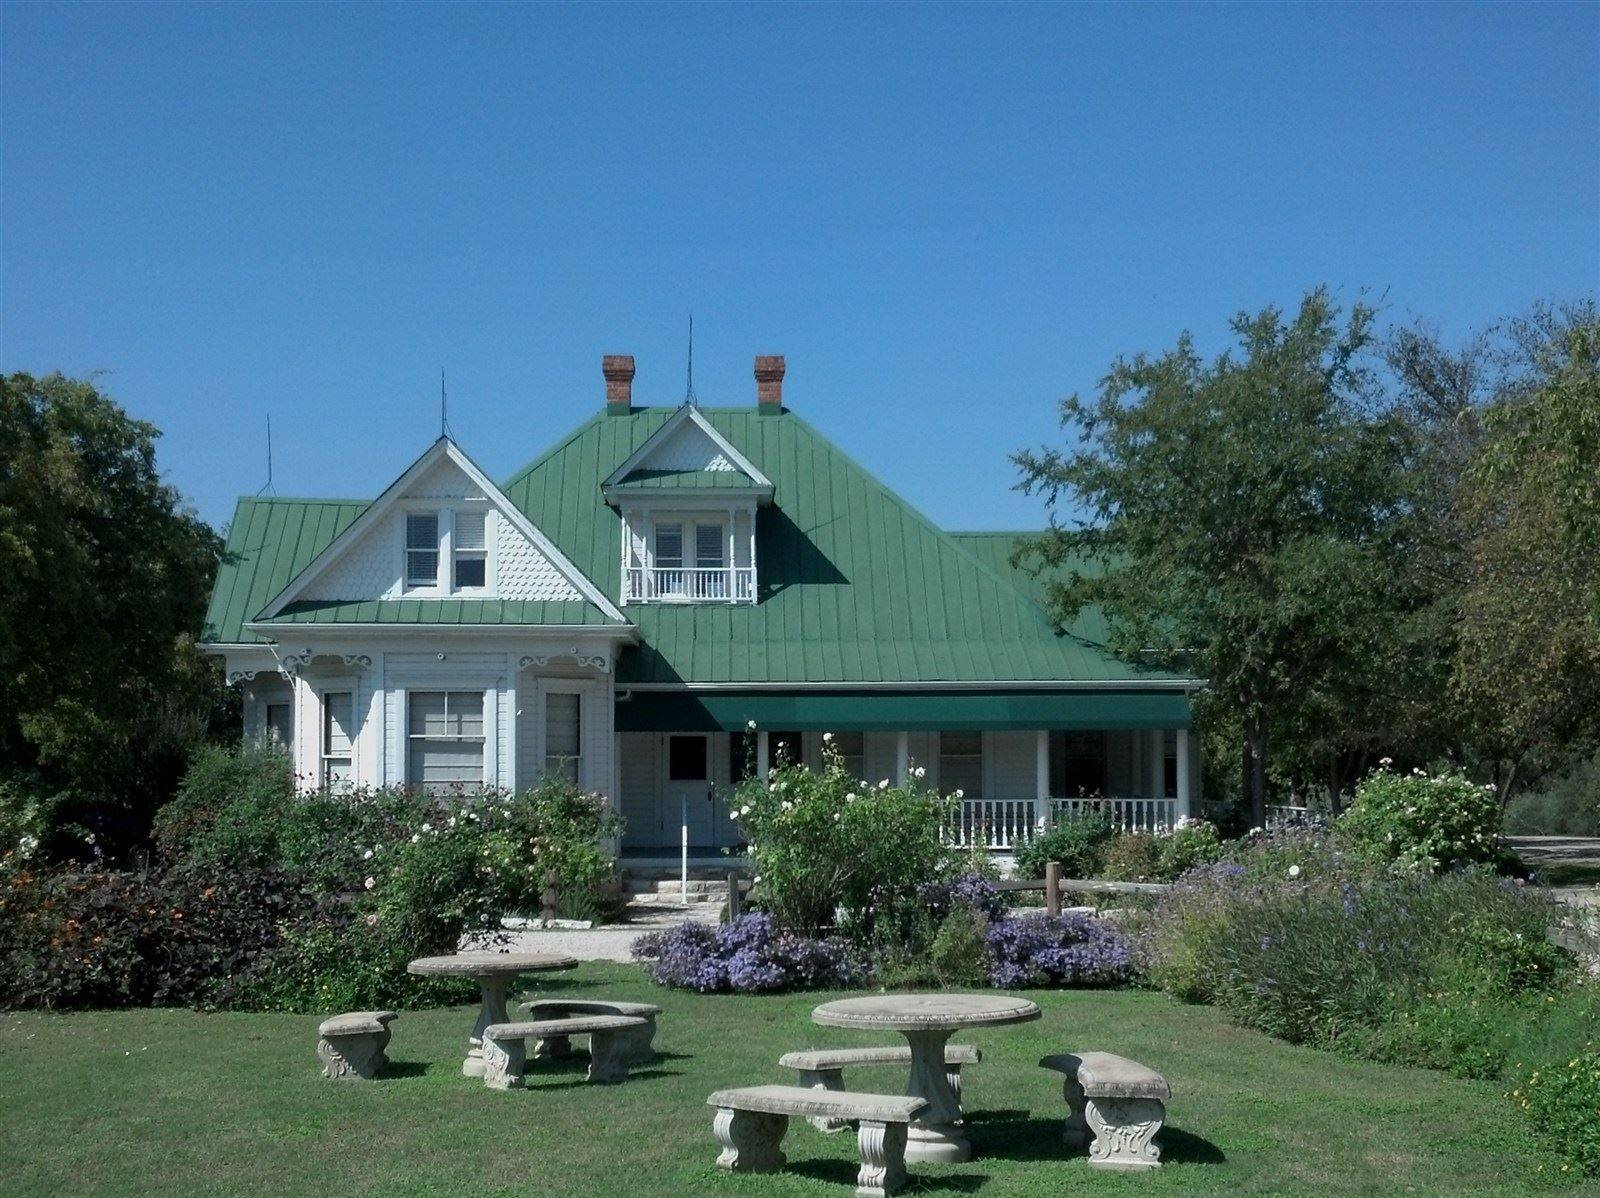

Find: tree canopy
0;372;229;852
1014;289;1436;824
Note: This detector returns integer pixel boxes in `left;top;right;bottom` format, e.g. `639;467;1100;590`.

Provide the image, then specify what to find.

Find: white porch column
756;731;770;783
1175;727;1192;821
1147;729;1165;799
1034;730;1050;832
895;731;910;784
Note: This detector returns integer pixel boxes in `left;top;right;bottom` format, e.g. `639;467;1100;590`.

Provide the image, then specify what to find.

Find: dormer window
454;511;487;589
654;523;684;572
406;513;439;587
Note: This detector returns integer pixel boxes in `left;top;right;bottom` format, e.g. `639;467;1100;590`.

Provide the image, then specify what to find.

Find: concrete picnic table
407;950;577;1076
812;992;1040;1164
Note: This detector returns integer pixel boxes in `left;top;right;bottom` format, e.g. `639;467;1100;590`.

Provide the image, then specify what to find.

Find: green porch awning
614;689;1192;732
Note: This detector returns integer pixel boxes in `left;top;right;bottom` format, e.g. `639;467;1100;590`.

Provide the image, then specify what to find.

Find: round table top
406;951;578;978
812;993;1041;1032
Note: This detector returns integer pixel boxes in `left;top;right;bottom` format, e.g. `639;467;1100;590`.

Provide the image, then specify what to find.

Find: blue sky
3;1;1596;532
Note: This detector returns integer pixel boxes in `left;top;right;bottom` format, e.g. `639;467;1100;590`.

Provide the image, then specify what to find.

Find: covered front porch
612;687;1199;854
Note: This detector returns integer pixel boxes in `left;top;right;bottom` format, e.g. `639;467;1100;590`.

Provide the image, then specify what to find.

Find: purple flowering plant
632;913;864;994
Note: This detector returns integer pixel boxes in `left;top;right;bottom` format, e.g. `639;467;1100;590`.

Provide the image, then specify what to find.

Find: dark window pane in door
668;735;708;781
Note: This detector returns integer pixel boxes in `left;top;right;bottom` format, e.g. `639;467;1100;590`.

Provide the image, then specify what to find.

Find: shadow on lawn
380;1061;432;1079
788;1159;985;1193
968;1111;1225;1166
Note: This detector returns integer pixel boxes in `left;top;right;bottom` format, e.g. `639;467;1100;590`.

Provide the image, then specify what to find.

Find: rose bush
1337;763;1508;873
728;733;955;935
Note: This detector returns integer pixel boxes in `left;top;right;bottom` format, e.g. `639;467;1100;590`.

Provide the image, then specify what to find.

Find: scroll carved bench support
777;1044;981;1135
708;1085;927;1197
1041;1052;1170;1171
316;1011;399;1081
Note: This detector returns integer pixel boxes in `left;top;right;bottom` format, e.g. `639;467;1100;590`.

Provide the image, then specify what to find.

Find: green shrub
730;736;954;935
153;742;298;870
1159;819;1225;878
929;907;990;987
1013;814;1117;880
1510;1049;1600;1177
1338;764;1505;873
1100;832;1164;882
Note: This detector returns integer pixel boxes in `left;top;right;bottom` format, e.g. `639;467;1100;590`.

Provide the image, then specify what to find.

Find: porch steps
622;867;732;906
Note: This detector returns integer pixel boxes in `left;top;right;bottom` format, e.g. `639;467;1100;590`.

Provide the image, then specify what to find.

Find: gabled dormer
256;436;625;622
598;356;777;606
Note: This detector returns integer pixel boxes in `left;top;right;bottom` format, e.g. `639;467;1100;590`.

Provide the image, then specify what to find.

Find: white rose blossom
363;876;376;890
822;731;833;743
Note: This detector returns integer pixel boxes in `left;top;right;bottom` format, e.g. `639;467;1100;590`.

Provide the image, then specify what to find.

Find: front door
664;733;715;847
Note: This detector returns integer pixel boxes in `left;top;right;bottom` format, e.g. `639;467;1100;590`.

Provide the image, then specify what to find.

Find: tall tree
1014;289;1422;826
0;372;228;853
1452;316;1600;798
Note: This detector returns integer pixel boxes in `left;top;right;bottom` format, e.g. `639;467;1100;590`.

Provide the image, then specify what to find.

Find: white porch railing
1266;803;1314;828
625;566;755;603
1052;796;1178;834
944;799;1038;850
942;796;1180;850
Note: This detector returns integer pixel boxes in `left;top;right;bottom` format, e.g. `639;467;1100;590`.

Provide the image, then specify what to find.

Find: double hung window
406;513;439;587
407;691;485;794
544;692;582;784
454;511;487;589
321;692;354;791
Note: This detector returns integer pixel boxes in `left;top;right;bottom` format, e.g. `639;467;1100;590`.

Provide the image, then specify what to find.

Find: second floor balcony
625;565;756;604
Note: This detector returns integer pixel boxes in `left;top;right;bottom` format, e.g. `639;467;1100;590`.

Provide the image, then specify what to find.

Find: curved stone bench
1041;1052;1170;1171
778;1044;981;1133
317;1010;399;1080
518;997;661;1065
481;1015;646;1089
707;1084;927;1198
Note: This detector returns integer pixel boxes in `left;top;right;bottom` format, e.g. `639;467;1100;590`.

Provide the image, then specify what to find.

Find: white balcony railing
625;566;755;603
942;796;1181;850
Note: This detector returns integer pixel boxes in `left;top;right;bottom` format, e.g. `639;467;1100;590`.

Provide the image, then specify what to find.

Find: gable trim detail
600;404;773;491
255;437;629;624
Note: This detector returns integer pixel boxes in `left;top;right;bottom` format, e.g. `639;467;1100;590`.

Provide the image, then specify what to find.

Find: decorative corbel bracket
277;647;315;676
340;654;374;669
519;648;610;673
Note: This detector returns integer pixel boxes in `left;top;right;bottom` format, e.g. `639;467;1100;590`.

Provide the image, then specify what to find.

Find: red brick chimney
603;355;635;415
754;355;785;414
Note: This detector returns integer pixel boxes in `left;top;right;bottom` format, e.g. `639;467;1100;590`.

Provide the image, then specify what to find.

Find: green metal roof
609;467;767;491
503;406;1189;687
258;599;616;627
948;531;1114;646
203;498;368;643
203;407;1192;696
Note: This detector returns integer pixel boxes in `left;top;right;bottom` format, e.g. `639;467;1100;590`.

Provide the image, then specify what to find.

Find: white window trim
538;679;586;788
451;506;494;595
401;505;498;598
404;686;492;794
317;685;357;792
404;510;442;592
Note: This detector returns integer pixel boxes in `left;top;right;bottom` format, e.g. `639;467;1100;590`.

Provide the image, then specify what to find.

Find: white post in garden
1175;728;1192;822
896;731;910;784
1034;730;1050;834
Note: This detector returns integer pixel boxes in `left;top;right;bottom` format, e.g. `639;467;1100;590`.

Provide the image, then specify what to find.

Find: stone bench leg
1086;1096;1164;1170
532;1033;574;1060
318;1032;383;1081
586;1029;631;1084
712;1108;789;1173
855;1119;909;1198
373;1024;393;1069
795;1067;850;1133
1060;1073;1090;1148
616;1015;658;1066
482;1035;527;1091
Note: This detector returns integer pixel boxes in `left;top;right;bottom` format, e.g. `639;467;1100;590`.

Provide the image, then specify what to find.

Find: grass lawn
2;963;1593;1198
